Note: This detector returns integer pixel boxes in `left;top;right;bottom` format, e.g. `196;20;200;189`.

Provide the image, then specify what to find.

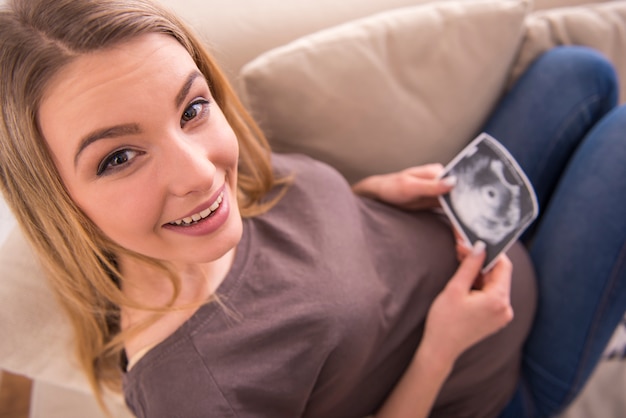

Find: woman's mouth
169;192;224;226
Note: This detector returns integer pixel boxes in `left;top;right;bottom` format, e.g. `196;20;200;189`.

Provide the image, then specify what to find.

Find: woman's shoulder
268;153;354;207
271;152;346;183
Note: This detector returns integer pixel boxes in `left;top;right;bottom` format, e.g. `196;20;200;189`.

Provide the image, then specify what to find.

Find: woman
0;0;624;417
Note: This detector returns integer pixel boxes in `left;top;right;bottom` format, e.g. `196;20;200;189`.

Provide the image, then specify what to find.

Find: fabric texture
509;1;626;104
123;153;537;418
238;0;530;184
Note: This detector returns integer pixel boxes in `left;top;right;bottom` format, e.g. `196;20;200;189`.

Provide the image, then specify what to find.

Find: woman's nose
160;135;216;197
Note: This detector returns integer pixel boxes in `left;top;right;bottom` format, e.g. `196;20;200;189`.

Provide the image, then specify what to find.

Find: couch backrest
154;0;439;82
153;0;606;83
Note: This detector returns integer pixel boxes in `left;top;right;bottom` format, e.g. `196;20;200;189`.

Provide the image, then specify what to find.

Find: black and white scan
449;154;521;245
439;133;538;271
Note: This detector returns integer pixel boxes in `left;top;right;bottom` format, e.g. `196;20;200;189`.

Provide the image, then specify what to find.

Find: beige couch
0;0;625;416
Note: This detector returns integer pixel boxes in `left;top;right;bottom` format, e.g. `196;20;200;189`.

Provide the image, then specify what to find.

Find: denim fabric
482;46;626;418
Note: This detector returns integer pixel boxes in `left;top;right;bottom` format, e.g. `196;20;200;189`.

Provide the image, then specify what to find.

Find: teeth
171;192;224;226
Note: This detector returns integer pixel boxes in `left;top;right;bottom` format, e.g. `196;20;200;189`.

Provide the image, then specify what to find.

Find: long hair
0;0;285;410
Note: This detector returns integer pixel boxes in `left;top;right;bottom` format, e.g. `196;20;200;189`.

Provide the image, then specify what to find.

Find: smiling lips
169;191;224;226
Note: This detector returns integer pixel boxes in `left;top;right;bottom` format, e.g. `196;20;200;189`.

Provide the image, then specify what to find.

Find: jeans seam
533;93;602;190
522;93;604;247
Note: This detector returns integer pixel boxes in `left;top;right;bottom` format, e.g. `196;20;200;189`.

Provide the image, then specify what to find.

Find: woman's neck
121;248;236;308
119;248;236;359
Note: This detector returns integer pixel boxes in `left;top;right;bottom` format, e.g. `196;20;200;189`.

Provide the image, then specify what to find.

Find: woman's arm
356;165;514;417
375;242;514;418
373;339;453;418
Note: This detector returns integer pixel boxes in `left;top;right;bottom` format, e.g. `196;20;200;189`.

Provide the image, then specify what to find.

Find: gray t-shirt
123;153;537;418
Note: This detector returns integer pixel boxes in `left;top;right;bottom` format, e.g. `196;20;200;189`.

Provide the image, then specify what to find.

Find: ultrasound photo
438;133;538;272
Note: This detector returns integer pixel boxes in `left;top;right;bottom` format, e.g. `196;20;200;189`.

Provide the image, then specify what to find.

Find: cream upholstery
239;0;529;183
511;1;626;102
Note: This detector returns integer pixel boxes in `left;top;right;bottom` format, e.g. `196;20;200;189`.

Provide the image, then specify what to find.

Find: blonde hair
0;0;285;410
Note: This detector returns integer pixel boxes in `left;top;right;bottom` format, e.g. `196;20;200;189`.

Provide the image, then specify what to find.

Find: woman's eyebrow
175;71;203;109
74;123;141;167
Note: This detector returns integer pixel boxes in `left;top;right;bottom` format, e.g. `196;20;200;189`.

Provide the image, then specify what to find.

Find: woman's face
38;34;242;266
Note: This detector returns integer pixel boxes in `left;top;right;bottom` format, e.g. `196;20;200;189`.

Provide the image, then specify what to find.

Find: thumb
450;240;486;290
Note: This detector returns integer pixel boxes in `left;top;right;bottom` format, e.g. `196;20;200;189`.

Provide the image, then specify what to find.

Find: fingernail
442;176;457;187
472;240;486;255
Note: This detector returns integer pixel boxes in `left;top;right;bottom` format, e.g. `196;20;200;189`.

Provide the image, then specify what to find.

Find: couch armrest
510;1;626;103
30;381;132;418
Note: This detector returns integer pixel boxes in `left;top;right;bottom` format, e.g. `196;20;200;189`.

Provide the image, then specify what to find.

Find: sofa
0;0;625;416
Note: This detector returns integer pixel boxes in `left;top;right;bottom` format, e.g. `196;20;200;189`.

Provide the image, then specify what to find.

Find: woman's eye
181;99;210;127
97;149;139;176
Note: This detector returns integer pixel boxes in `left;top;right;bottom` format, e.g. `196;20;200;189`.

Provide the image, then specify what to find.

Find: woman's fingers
453;229;471;261
481;254;513;298
448;241;486;291
402;163;446;179
352;164;456;209
392;170;453;204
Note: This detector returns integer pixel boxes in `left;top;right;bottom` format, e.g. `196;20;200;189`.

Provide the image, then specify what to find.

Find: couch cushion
154;0;442;82
510;1;626;104
239;0;530;184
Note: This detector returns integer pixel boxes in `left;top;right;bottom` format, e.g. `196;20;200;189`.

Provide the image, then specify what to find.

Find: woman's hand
351;164;456;210
374;243;513;418
422;241;514;364
453;228;472;262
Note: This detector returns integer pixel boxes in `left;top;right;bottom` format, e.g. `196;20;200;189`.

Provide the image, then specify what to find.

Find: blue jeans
481;46;626;418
